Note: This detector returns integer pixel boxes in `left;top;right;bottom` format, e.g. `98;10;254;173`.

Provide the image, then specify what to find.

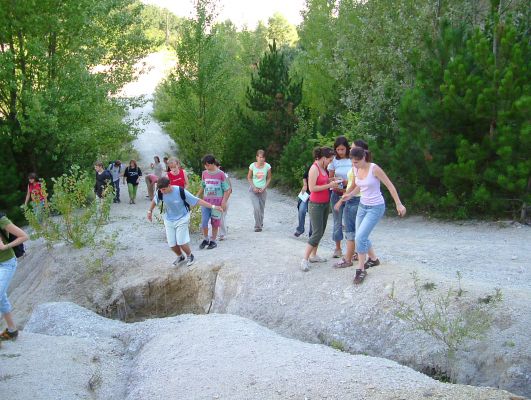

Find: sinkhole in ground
96;265;221;322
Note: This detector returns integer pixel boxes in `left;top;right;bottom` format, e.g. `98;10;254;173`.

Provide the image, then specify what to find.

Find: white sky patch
142;0;305;28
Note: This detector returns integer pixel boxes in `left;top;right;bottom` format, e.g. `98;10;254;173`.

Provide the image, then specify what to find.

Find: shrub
24;165;113;248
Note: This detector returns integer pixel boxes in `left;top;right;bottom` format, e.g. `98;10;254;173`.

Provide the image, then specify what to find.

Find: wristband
147;210;152;214
211;204;214;209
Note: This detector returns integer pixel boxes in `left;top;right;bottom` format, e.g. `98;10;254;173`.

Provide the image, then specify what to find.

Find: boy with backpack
0;212;29;344
146;177;223;267
107;160;123;203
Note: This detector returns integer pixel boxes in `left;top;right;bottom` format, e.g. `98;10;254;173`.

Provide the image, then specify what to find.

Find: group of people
297;137;406;284
146;151;271;267
0;142;404;344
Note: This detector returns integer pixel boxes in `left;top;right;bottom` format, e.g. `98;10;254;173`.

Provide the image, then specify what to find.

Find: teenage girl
247;150;271;232
167;159;189;188
328;136;351;258
338;147;406;284
300;147;339;272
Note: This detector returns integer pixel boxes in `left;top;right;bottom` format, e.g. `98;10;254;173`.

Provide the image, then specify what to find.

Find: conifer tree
243;40;302;161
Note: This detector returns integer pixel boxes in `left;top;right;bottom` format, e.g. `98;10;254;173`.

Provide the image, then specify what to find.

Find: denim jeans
330;191;345;242
355;203;385;254
344;197;360;241
113;180;120;201
0;257;17;315
296;200;312;236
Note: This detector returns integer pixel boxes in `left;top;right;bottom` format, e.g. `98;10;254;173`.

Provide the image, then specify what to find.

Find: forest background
1;0;529;223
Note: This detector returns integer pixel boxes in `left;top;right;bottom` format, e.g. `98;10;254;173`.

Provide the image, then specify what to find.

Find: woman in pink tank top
300;147;340;272
338;147;406;284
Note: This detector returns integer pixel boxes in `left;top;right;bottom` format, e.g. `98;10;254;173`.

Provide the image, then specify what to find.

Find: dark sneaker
0;328;18;341
186;253;195;267
353;269;367;285
364;258;380;269
294;231;302;237
199;239;210;249
254;227;262;232
207;241;217;250
173;254;186;266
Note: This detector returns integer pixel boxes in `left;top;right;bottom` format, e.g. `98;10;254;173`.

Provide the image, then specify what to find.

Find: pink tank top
309;162;330;204
355;163;384;206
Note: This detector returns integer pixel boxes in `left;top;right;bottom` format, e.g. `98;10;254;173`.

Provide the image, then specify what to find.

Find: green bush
24;166;113;248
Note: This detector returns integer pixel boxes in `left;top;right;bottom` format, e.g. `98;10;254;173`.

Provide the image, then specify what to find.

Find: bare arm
183;170;189;189
0;223;29;251
300;178;308;193
308;166;338;193
146;199;156;221
24;186;30;206
374;165;406;217
263;168;272;191
247;167;256;191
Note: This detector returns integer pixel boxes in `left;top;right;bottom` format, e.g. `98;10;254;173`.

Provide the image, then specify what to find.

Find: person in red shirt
24;172;48;222
167;158;189;188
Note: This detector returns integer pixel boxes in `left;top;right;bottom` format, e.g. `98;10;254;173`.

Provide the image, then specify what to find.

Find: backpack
0;213;25;258
108;163;122;173
157;186;190;213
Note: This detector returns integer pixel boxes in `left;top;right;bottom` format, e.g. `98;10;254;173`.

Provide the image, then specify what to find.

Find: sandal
334;258;353;269
353;269;367;284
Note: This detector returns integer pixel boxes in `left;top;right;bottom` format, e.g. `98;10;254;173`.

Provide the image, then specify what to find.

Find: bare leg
3;312;16;331
368;246;377;261
358;253;367;271
170;245;183;256
344;240;356;261
304;244;316;260
180;244;191;256
211;226;218;241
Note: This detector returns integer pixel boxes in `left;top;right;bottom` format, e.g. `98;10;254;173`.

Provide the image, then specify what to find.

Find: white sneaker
309;255;327;263
300;259;310;272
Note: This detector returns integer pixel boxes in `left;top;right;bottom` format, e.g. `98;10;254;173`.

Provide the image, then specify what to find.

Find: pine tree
244;40;302;161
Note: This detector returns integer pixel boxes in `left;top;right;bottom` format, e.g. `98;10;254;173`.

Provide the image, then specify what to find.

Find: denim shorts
0;257;17;314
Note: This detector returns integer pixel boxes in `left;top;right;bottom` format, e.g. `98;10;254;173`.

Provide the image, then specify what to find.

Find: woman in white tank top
337;147;406;284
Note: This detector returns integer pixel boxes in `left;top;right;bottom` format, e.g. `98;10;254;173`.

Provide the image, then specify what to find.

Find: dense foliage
0;0;150;221
155;0;529;219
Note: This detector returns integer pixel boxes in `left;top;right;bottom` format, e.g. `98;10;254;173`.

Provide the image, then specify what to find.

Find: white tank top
355;163;385;206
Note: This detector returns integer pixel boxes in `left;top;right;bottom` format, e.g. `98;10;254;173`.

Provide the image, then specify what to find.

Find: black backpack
0;213;25;258
157;186;190;213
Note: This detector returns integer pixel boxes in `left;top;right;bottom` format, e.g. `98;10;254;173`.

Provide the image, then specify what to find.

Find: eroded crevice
97;266;221;322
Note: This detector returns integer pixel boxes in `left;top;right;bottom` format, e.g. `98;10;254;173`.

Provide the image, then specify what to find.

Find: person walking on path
145;174;159;201
328;136;351;258
337;147;406;284
94;161;113;199
197;155;230;250
247;149;272;232
167;158;188;188
150;156;164;178
108;160;123;203
294;164;312;238
24;172;48;221
0;212;29;344
300;147;339;272
123;160;142;204
147;177;223;267
332;140;369;268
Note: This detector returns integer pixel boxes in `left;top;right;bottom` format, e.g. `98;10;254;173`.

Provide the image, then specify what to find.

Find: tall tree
0;0;149;220
153;0;239;172
243;40;303;161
